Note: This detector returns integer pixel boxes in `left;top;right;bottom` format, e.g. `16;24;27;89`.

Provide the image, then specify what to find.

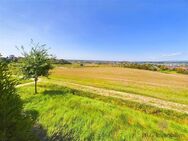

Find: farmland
2;1;188;140
17;65;188;140
50;66;188;105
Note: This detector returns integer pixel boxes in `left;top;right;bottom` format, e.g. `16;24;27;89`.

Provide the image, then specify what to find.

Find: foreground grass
50;67;188;105
18;83;188;141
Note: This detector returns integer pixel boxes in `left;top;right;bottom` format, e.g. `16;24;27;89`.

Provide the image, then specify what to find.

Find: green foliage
120;63;188;75
18;83;188;141
121;63;160;71
175;67;188;74
69;86;188;124
0;61;36;141
20;40;53;78
51;58;71;65
0;54;9;64
18;40;53;93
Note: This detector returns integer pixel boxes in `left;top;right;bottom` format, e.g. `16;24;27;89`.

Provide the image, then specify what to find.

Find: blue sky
0;0;188;61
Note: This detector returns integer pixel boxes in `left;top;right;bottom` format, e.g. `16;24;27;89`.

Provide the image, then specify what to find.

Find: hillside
17;66;188;140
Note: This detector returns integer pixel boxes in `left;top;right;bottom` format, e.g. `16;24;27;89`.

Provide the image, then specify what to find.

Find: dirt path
17;79;188;114
16;78;41;88
53;81;188;114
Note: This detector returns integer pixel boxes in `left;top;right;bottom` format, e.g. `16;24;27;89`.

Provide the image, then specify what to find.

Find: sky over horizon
0;0;188;61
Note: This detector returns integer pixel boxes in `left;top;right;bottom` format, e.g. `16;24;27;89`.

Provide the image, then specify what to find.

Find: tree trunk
34;77;38;94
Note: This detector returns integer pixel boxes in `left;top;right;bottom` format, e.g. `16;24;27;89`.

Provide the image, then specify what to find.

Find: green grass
159;70;178;74
18;82;188;141
9;62;33;84
18;78;33;84
51;75;188;105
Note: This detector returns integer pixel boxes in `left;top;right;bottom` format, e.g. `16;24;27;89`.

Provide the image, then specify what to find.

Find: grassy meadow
17;65;188;140
18;83;188;141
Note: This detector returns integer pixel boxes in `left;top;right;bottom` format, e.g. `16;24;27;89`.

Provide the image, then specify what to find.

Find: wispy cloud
162;52;183;58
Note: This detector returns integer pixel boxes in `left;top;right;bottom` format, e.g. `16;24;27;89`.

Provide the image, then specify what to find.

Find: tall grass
18;83;188;141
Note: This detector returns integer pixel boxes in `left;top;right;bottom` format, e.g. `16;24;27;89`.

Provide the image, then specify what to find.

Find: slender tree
18;40;53;94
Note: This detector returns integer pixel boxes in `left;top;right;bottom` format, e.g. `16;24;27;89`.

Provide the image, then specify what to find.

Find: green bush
0;61;37;141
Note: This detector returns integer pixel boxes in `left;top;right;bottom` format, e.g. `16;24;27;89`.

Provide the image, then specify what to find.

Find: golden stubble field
50;66;188;104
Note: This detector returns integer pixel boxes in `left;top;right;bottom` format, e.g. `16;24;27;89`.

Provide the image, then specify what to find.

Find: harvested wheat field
50;66;188;105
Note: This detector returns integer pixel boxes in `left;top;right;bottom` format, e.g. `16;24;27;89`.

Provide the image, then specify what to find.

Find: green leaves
18;40;53;93
21;41;52;78
0;61;35;141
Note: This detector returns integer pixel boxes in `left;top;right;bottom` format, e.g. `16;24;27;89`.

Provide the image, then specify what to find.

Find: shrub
0;61;36;141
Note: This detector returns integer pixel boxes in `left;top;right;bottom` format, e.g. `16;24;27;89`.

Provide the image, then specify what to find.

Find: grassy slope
18;82;188;141
50;67;188;105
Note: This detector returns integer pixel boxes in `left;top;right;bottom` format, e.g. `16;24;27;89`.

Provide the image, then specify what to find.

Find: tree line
119;63;188;74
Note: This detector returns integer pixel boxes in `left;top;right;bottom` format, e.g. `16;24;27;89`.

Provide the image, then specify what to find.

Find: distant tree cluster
51;58;71;64
120;63;188;74
0;54;24;64
174;67;188;74
0;54;71;65
121;63;159;71
158;65;188;74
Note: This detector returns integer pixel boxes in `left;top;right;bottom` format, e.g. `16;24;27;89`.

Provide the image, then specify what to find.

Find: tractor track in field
52;80;188;114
